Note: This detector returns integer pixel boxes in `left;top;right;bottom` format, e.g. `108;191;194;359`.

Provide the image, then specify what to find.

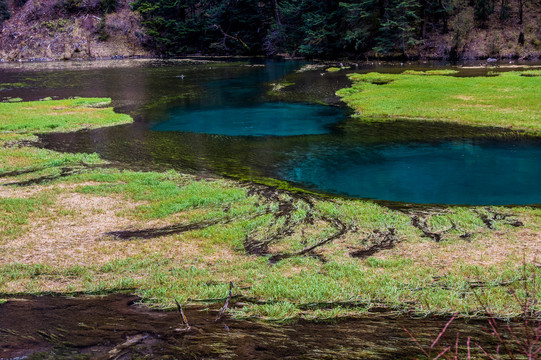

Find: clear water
153;102;344;136
279;140;541;205
152;60;345;136
3;59;541;205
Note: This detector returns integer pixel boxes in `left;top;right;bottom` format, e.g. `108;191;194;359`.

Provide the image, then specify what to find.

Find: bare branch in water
175;299;191;332
216;281;234;322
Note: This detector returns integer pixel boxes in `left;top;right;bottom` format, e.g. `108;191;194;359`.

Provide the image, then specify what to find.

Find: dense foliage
131;0;538;58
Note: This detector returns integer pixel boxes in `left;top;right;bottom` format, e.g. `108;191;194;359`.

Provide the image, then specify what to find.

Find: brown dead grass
0;181;237;271
452;95;476;101
0;191;137;266
0;186;44;198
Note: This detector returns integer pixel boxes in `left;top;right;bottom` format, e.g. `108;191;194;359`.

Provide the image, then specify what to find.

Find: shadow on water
0;294;503;359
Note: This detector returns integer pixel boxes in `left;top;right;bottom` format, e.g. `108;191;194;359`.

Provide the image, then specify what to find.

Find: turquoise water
152;60;345;136
278;140;541;205
153;103;344;136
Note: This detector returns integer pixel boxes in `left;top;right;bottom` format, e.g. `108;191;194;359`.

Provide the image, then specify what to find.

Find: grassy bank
337;70;541;134
0;98;131;175
0;99;540;321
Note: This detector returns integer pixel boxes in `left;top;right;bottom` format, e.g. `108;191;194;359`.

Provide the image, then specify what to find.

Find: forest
129;0;540;58
0;0;539;59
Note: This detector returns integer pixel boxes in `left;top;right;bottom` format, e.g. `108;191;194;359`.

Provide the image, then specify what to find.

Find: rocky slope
0;0;540;61
0;0;151;61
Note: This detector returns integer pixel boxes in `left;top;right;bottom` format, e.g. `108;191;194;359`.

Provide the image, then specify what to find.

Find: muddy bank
0;294;502;359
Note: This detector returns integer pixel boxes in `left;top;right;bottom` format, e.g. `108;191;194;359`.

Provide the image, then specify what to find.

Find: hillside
418;0;541;60
0;0;150;61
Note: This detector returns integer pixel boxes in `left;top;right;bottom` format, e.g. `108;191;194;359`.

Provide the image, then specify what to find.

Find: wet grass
337;70;541;134
0;98;539;322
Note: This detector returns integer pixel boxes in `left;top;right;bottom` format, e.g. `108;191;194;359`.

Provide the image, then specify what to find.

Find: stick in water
175;299;191;332
215;281;234;322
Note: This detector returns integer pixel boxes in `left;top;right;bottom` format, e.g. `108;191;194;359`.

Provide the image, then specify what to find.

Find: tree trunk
272;0;282;26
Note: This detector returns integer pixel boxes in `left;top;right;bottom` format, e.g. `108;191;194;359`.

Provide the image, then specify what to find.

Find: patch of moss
0;83;26;90
401;69;459;75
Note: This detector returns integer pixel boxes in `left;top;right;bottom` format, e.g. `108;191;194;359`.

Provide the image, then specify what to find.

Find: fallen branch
174;299;191;332
410;215;455;242
104;334;147;360
269;217;348;263
215;281;234;322
350;228;399;258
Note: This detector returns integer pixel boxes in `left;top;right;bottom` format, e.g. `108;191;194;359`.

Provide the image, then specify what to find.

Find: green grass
1;165;537;320
337;71;541;133
0;98;132;177
0;98;132;133
74;170;249;219
0;195;53;239
520;69;541;77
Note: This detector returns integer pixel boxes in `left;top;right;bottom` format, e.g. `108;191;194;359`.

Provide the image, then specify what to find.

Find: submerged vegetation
1;98;540;322
337;70;541;134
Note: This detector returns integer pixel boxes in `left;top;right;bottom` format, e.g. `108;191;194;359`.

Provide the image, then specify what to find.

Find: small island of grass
337;70;541;134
